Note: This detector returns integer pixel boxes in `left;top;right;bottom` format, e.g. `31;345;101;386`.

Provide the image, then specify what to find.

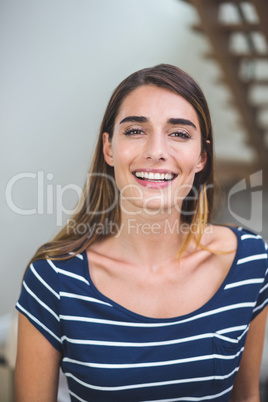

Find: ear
195;151;207;173
102;132;114;167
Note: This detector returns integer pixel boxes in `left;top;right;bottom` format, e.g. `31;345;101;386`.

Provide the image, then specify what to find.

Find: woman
15;64;268;401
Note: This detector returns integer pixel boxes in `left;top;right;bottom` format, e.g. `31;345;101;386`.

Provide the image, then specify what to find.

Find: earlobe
102;132;114;167
196;152;207;173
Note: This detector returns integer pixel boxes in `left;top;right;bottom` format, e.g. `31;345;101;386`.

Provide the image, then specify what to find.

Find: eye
170;131;191;139
123;128;144;136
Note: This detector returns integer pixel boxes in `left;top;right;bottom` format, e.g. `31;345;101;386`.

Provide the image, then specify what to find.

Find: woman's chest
87;253;232;319
60;293;247;402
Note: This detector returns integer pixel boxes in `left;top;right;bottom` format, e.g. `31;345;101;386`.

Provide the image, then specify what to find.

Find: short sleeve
16;259;63;352
251;241;268;321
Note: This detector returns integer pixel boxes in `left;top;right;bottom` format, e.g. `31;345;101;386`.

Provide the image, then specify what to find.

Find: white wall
1;0;254;316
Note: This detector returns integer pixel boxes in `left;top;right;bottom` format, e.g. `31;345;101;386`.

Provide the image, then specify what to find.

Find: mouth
133;170;177;182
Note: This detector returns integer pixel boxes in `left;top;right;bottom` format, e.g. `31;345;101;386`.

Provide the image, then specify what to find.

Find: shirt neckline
82;225;241;323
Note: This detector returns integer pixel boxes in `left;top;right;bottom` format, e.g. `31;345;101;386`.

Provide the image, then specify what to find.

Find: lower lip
133;175;174;189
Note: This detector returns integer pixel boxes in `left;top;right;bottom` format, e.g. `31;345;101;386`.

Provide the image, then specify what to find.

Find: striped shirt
16;227;268;401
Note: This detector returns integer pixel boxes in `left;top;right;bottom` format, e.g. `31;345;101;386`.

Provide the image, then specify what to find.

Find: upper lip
132;169;178;180
132;168;177;174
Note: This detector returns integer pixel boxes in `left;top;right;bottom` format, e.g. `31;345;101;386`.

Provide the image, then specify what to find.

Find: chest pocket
212;334;245;378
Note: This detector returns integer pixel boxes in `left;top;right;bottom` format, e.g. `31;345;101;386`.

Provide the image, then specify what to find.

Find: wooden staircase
180;0;268;169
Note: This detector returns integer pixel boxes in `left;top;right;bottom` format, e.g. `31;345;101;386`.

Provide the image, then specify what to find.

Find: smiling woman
15;64;268;402
102;85;206;215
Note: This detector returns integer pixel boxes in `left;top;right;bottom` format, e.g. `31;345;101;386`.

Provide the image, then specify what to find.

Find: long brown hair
29;64;214;265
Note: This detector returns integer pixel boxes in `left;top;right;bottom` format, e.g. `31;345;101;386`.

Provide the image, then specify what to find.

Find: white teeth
134;171;174;181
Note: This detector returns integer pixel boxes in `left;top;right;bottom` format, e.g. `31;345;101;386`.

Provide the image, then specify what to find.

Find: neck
112;209;186;268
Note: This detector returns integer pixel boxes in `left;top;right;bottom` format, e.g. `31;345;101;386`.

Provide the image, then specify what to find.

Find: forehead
115;85;200;128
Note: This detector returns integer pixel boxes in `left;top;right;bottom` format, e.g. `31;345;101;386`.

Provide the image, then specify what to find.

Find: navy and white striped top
16;227;268;401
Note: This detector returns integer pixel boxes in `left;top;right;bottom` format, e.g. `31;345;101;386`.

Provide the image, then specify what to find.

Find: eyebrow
119;116;148;124
119;116;197;130
168;118;197;130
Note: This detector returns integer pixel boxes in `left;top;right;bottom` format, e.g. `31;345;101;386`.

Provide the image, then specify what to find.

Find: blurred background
1;0;267;400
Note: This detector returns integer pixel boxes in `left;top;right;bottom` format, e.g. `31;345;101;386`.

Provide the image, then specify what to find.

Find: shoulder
201;225;267;280
29;252;86;272
24;252;88;288
203;225;267;254
202;224;238;253
232;226;267;259
208;225;268;284
18;252;89;319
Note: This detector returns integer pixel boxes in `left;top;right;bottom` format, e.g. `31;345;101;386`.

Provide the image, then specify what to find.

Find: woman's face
103;85;207;215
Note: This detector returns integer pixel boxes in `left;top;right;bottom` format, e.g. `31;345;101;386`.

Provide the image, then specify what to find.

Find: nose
143;132;168;162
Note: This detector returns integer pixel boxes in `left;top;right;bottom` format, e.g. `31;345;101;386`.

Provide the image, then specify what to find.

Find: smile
133;171;176;182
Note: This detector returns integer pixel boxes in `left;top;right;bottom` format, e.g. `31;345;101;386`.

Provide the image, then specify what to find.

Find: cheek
112;142;135;169
111;148;133;187
174;149;202;195
178;147;202;171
